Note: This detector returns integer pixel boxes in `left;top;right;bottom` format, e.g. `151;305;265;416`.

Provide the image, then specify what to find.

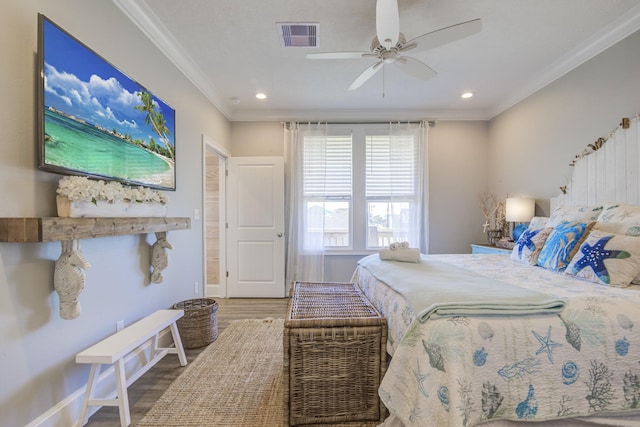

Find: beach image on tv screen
41;17;176;190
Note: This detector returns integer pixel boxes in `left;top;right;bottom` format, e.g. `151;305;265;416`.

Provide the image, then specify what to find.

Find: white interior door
226;157;285;297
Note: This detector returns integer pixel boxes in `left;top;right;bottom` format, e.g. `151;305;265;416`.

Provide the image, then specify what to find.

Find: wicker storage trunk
283;281;387;426
171;298;218;349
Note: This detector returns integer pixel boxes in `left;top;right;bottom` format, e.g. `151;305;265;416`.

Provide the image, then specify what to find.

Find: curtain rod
282;120;436;127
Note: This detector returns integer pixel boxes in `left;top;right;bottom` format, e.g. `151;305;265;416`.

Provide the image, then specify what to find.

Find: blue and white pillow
511;227;553;265
566;230;640;287
537;221;593;272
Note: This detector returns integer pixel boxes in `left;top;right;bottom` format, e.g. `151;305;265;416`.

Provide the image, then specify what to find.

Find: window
366;133;418;248
300;124;424;251
302;134;352;248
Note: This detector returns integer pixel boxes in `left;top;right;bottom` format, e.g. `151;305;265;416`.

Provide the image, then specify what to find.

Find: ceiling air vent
277;22;319;48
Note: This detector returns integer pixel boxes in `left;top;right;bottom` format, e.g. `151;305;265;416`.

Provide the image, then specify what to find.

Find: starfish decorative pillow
511;226;553;265
565;230;640;287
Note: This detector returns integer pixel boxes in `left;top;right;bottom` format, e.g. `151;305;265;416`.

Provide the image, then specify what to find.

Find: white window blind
366;134;417;197
303;135;352;198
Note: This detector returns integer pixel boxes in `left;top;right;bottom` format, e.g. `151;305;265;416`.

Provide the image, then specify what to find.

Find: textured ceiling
114;0;640;121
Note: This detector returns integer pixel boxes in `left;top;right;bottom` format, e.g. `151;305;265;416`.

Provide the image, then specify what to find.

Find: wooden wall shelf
0;217;191;243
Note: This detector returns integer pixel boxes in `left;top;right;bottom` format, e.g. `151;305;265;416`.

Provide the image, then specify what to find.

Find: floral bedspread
355;254;640;426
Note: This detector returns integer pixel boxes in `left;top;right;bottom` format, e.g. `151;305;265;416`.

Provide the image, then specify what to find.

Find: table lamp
505;197;535;242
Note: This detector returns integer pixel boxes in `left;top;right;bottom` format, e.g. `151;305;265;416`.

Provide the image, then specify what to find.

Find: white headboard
553;115;640;208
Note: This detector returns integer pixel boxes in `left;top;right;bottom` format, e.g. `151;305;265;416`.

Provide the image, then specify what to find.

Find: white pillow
594;204;640;235
528;216;549;231
547;205;603;227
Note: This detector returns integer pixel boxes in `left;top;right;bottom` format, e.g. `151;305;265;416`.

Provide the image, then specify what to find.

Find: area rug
138;318;379;427
138;318;283;426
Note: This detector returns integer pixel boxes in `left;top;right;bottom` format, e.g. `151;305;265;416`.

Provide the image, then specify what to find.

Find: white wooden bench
75;309;187;427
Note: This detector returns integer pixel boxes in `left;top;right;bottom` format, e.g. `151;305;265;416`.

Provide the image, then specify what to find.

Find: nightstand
470;244;512;255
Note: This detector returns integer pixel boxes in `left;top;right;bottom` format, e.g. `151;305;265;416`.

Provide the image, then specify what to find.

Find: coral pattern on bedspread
355;254;640;426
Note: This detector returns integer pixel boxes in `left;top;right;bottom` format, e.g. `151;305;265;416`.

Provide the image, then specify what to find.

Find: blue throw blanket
357;254;565;322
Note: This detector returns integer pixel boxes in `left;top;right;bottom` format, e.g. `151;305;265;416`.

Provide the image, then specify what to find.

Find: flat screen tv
37;14;176;191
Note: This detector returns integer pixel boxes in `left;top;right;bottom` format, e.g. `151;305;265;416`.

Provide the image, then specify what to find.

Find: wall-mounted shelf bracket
0;217;191;319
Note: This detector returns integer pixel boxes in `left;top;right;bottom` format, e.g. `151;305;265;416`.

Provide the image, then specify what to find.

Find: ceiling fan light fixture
305;0;482;92
461;91;474;99
256;93;267;100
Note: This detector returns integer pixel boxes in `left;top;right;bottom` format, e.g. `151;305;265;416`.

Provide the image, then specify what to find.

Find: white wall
428;121;490;253
0;1;229;426
230;121;284;156
489;29;640;212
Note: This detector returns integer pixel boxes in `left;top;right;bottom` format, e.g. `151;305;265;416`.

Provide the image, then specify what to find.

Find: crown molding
229;108;491;122
112;0;232;120
490;3;640;119
114;0;640;123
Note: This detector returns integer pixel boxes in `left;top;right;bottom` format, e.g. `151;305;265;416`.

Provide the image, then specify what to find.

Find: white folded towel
379;247;421;263
389;241;410;251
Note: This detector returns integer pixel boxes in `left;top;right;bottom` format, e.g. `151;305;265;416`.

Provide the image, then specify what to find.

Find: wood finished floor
85;298;289;426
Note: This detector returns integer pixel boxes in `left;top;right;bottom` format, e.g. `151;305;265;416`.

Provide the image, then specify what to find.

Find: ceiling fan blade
306;51;369;60
396;56;437;81
402;18;482;54
348;61;383;91
376;0;399;49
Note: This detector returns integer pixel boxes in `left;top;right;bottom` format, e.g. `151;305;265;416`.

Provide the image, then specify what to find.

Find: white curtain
374;121;428;252
284;122;327;288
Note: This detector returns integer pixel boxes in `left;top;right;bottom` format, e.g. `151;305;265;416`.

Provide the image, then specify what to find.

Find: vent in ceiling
277;23;319;48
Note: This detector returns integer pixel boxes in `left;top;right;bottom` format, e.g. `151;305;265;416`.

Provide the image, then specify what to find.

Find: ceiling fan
306;0;482;90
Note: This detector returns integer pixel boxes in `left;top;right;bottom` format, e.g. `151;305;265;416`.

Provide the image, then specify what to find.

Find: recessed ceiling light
256;93;267;100
461;91;474;99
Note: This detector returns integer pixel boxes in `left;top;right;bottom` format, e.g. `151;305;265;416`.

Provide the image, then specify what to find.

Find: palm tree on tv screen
135;90;174;159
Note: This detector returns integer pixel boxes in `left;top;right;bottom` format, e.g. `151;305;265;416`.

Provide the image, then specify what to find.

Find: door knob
277;232;283;237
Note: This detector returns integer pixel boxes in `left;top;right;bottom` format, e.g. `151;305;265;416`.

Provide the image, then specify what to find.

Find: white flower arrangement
57;176;169;205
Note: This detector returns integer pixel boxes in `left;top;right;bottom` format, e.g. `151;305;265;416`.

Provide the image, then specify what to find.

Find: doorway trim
202;134;229;298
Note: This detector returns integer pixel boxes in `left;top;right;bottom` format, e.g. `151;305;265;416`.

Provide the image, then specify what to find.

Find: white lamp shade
505;197;535;222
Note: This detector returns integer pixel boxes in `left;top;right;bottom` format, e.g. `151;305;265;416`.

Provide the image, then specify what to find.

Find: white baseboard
26;329;177;427
206;283;225;298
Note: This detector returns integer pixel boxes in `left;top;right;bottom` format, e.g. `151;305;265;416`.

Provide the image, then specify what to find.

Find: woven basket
172;298;218;349
284;282;387;426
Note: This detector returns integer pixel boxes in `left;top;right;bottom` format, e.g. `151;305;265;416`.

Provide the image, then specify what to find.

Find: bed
353;116;640;427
